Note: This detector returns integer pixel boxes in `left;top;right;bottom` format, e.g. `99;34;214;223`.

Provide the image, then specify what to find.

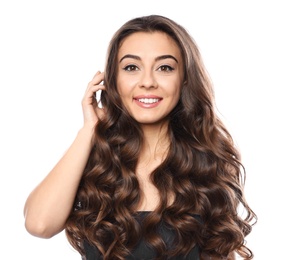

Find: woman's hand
24;71;107;238
82;71;106;129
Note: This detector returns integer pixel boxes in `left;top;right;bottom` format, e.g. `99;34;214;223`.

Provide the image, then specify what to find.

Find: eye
123;64;139;72
158;65;174;72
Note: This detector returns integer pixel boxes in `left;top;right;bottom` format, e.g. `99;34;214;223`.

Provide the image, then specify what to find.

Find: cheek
173;89;181;104
116;77;135;97
167;82;182;101
116;78;126;97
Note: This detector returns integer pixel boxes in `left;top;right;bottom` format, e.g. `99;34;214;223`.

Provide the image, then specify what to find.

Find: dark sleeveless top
83;211;200;260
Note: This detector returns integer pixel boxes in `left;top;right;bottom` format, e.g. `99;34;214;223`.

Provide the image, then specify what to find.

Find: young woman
24;15;257;259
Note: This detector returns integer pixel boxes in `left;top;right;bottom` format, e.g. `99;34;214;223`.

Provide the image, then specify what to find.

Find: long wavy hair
65;15;257;259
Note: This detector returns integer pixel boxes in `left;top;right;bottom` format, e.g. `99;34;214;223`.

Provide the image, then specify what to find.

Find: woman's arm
24;72;105;238
24;126;94;238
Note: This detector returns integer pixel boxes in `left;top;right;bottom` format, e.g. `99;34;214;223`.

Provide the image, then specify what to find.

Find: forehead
118;31;181;59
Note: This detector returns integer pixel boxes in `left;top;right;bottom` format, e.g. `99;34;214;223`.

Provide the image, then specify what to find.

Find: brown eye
158;65;174;72
123;65;139;71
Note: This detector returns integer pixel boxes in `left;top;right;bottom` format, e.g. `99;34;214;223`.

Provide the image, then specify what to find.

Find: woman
24;15;257;259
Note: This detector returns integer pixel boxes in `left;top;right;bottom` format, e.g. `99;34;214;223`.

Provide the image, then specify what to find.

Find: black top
83;211;200;260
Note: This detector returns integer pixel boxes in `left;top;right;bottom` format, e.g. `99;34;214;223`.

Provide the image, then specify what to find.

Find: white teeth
138;98;159;104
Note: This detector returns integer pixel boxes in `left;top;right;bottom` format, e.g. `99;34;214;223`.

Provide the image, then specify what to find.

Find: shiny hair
65;14;257;259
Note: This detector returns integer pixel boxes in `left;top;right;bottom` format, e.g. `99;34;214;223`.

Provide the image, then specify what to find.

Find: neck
139;122;170;162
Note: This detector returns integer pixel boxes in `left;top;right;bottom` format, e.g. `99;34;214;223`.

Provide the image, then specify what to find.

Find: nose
138;70;157;89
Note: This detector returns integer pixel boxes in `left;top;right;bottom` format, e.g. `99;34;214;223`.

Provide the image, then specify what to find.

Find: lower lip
133;99;162;108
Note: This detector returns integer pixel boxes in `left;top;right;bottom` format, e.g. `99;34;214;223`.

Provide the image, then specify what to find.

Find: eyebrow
119;54;178;63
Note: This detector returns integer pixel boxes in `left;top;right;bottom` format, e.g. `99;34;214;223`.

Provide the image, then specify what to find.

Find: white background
0;0;282;259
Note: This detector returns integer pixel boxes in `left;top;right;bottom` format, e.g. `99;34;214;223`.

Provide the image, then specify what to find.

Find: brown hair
65;15;257;259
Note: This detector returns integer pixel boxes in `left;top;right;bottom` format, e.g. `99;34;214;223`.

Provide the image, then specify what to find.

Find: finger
85;72;105;94
92;71;101;79
83;84;106;107
89;71;104;85
87;84;106;96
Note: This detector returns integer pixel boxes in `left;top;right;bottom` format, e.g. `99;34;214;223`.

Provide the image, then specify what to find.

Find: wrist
78;125;95;144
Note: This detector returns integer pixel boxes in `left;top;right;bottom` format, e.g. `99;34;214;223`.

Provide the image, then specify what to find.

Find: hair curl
65;15;257;259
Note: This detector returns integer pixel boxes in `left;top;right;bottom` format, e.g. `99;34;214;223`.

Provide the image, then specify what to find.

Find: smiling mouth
137;98;161;104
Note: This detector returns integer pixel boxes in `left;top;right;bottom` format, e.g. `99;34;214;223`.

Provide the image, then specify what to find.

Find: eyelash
158;65;175;72
123;65;138;71
122;64;175;72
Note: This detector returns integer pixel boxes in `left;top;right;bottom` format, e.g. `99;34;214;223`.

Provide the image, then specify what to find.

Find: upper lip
133;95;163;100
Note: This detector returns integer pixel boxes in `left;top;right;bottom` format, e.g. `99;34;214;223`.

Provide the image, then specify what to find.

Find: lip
133;95;163;109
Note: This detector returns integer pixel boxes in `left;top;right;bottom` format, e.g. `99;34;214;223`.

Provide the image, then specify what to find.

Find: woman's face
116;31;184;125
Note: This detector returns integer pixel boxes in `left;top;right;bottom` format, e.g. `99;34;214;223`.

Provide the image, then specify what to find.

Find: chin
133;117;168;126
